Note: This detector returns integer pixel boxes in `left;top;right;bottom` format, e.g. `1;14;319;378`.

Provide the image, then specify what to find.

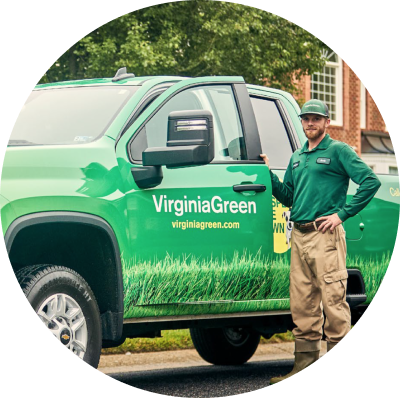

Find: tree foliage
40;1;328;91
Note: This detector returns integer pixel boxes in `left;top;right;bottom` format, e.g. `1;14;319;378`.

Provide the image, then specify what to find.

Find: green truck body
1;73;398;367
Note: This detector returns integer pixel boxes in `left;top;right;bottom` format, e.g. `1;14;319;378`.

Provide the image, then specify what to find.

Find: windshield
9;86;139;146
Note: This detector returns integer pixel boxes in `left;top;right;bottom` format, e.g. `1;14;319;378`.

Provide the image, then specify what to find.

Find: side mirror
143;110;214;168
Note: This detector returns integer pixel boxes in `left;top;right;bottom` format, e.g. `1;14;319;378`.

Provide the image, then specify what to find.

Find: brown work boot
269;350;320;385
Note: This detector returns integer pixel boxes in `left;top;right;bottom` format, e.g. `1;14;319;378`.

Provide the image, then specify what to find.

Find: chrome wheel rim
37;293;88;359
223;328;250;347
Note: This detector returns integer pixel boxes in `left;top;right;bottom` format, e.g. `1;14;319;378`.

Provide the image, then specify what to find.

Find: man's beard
303;125;325;140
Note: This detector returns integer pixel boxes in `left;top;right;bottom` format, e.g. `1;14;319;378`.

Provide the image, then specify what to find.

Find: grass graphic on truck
122;251;390;318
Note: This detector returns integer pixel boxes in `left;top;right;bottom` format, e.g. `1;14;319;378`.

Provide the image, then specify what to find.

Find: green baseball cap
299;99;330;118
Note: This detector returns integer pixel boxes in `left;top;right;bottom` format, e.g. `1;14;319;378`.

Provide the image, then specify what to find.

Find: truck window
9;86;139;146
130;85;246;162
250;96;293;169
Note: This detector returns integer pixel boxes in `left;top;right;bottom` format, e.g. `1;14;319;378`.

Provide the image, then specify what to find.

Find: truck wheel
16;265;102;368
190;327;260;365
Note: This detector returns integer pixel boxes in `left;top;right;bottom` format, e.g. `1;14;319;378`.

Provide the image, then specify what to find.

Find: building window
389;166;398;175
310;51;343;126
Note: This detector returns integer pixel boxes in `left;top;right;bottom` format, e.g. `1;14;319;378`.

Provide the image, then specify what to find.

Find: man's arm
336;145;381;221
317;145;381;233
260;154;294;208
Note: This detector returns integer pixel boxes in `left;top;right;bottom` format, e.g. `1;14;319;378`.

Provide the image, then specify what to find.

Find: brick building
294;51;397;175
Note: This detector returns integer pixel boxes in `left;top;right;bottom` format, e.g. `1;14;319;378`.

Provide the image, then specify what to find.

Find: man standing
261;99;381;384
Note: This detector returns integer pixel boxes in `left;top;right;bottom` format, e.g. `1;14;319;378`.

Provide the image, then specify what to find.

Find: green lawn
101;329;295;355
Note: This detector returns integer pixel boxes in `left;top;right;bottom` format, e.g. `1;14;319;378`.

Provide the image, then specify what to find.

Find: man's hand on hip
316;213;343;234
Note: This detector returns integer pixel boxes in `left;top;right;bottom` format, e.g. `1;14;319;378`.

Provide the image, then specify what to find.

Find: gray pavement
99;341;328;374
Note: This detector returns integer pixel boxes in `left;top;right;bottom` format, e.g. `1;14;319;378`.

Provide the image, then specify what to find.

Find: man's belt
294;220;324;233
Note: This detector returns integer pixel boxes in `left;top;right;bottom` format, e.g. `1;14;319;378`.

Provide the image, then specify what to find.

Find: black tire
16;264;102;368
190;327;260;365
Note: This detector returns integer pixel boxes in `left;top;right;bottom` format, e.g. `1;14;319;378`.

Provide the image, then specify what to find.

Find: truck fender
4;211;124;342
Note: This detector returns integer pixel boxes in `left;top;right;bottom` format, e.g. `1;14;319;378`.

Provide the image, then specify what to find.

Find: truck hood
0;193;10;204
0;137;120;204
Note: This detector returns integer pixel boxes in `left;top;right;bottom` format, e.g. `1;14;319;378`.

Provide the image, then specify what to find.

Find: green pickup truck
1;69;398;368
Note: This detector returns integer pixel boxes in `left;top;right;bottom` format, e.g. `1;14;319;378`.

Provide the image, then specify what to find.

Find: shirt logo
293;161;300;169
316;157;331;165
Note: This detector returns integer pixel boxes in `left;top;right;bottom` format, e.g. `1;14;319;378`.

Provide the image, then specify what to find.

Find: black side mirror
143;110;214;168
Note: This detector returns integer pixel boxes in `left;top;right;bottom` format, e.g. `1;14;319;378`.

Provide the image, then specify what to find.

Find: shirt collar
299;133;332;154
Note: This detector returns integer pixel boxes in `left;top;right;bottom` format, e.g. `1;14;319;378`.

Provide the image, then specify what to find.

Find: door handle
233;184;266;193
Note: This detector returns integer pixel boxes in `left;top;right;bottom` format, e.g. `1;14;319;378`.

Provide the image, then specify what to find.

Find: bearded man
260;99;381;384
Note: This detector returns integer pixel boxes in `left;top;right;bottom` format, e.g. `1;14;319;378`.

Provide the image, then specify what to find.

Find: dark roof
361;131;394;154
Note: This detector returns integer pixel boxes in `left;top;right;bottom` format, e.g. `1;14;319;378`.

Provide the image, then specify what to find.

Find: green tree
40;1;328;92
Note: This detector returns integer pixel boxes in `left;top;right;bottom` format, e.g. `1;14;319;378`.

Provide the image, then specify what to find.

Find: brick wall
294;61;388;155
367;92;387;132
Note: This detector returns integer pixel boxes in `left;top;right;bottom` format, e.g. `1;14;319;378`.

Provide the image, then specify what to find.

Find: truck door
116;77;274;308
249;94;299;255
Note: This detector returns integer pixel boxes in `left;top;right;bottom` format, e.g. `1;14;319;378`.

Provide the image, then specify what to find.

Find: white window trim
329;57;343;126
310;54;343;126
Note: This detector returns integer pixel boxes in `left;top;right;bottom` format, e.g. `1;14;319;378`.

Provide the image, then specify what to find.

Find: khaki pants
290;224;351;350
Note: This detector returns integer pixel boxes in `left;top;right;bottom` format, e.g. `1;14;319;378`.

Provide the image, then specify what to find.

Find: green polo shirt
270;134;381;223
